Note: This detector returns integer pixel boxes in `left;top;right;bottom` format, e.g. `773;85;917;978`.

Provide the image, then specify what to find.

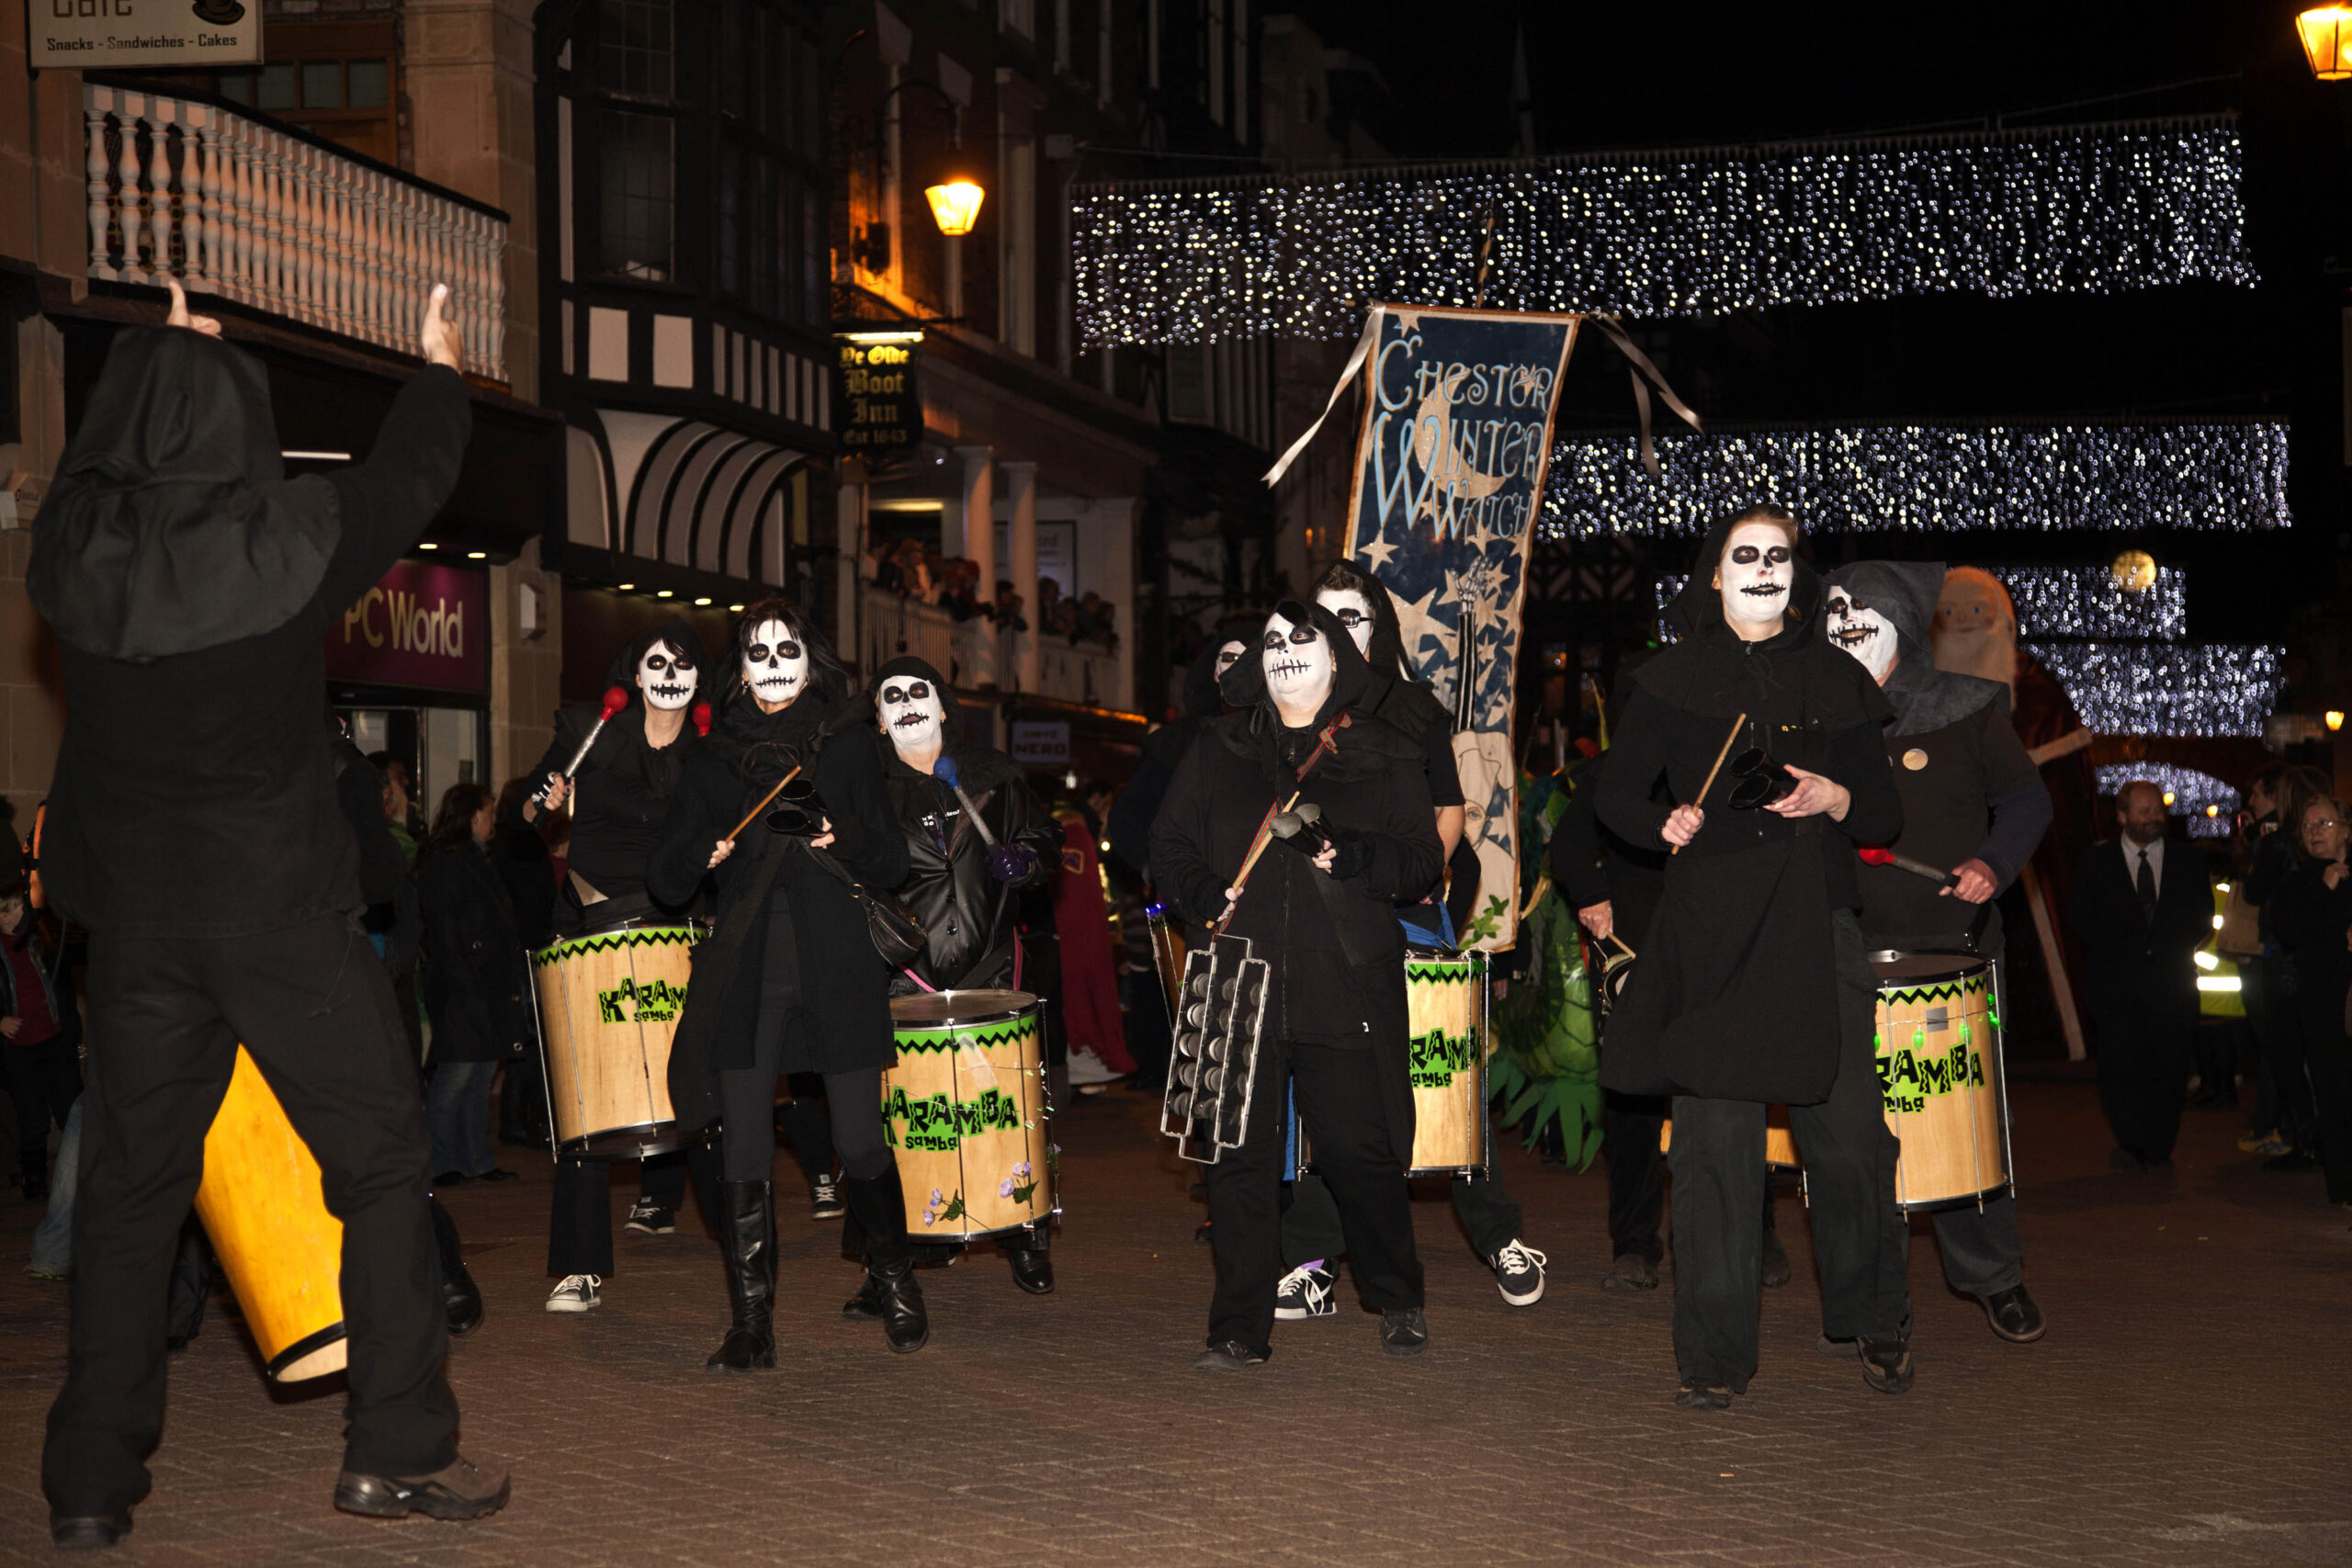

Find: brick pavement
3;1073;2349;1566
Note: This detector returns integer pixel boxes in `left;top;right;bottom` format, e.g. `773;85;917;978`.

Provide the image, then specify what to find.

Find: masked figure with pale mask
514;618;715;1316
865;654;1063;1288
1261;560;1546;1320
650;601;920;1362
1823;562;2053;1346
1104;617;1256;880
1595;504;1911;1411
1151;601;1444;1370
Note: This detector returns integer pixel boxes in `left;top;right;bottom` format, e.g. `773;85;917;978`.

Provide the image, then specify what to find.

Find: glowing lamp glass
2299;6;2352;79
925;180;986;236
2328;710;2345;732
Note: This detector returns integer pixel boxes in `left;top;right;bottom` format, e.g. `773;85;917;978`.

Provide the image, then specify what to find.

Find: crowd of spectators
867;537;1118;648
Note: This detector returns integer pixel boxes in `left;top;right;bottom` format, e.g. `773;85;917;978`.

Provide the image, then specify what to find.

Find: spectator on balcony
938;558;982;621
992;581;1028;633
1037;577;1064;632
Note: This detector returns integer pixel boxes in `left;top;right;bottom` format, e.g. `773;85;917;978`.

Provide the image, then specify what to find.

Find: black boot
706;1179;776;1372
1006;1227;1055;1295
430;1196;483;1337
844;1168;928;1353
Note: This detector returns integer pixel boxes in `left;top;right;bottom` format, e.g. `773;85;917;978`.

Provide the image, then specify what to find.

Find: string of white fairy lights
2092;763;2242;838
1073;118;2254;344
1545;423;2289;538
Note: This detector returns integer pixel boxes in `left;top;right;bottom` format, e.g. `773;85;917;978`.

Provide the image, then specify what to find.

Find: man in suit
2068;780;2211;1170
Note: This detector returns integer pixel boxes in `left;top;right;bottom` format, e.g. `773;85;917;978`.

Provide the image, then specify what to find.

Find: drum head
889;989;1036;1028
1871;950;1990;986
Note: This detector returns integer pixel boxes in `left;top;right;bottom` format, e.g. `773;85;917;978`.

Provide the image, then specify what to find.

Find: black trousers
4;1036;82;1183
1280;1135;1524;1267
1603;1090;1669;1264
45;917;458;1515
1206;1038;1422;1356
2301;1009;2352;1204
2242;956;2305;1143
546;1148;701;1276
2088;979;2196;1163
1669;910;1907;1391
775;1074;835;1185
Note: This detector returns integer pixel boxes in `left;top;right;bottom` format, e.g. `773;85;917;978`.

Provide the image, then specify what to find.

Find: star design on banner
1390;583;1453;679
1357;535;1400;573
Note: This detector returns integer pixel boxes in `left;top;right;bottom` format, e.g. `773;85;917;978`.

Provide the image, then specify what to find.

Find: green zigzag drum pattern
534;927;699;970
890;1016;1043;1055
1406;962;1476;987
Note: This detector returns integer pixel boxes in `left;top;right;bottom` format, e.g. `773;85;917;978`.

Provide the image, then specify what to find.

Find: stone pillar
489;536;562;789
1004;460;1040;694
956;445;998;688
837;472;865;678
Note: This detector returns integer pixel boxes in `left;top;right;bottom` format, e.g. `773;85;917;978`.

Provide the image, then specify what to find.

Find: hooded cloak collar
30;329;342;662
1632;512;1888;731
1215;601;1408;784
1822;561;2004;739
869;654;1024;793
708;682;843;792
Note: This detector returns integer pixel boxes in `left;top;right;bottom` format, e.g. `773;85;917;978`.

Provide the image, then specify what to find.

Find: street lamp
924;180;986;237
2299;6;2352;80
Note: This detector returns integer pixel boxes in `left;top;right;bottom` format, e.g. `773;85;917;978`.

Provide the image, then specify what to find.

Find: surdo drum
195;1046;346;1382
1295;946;1491;1179
532;913;702;1157
884;991;1056;1241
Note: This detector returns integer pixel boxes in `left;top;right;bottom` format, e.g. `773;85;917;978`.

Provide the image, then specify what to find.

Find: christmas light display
1998;563;2187;640
1544;423;2288;537
1073;119;2253;344
2026;643;2280;739
2092;763;2241;838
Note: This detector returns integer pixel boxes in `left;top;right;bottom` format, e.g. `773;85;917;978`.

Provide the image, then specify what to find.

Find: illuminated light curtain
1073;118;2255;344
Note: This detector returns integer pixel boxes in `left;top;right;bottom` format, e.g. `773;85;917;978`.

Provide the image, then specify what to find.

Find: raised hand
164;278;221;338
420;282;464;373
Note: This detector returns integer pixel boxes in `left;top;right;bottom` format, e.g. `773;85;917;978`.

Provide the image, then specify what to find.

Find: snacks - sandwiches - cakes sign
32;0;261;71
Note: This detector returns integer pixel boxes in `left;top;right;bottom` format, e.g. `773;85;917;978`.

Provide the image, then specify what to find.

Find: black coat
35;354;469;938
882;746;1059;990
333;730;420;976
0;922;80;1052
2065;836;2211;1021
417;840;534;1064
521;702;701;906
649;691;910;1134
1594;523;1902;1104
2259;857;2350;1033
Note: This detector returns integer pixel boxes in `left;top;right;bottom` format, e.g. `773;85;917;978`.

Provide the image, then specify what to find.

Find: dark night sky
1279;1;2349;641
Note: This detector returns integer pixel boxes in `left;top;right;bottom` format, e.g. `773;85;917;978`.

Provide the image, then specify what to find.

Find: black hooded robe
869;655;1061;991
1596;526;1903;1105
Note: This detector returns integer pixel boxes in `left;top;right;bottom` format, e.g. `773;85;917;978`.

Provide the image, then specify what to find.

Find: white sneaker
546;1274;602;1313
1272;1262;1337;1320
1067;1047;1123;1087
1489;1239;1547;1307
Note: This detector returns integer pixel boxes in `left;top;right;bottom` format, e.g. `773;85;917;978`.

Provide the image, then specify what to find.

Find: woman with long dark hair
418;782;533;1185
649;599;916;1366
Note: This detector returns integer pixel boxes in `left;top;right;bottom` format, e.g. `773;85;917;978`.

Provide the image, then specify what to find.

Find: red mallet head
1857;845;1895;866
600;686;630;721
692;701;712;737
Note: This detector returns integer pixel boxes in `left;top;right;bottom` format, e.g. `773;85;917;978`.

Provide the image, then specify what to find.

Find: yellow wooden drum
1659;1105;1802;1170
883;991;1055;1241
194;1046;346;1382
533;917;701;1157
1871;950;2012;1212
1296;947;1491;1179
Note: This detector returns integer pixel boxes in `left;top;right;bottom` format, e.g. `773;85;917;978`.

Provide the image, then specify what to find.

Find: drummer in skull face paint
1822;560;2052;1348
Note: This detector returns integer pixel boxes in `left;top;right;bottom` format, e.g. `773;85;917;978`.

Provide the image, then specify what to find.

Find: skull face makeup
636;638;698;710
878;674;946;758
1212;638;1249;678
742;617;808;708
1313;585;1377;657
1715;520;1793;631
1825;592;1897;683
1261;604;1335;716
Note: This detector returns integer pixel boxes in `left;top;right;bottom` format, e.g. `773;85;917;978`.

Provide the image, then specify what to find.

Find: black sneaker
1674;1378;1734;1410
1273;1262;1337;1320
1379;1306;1430;1358
1981;1284;2046;1344
624;1198;675;1235
1488;1239;1547;1306
1858;1331;1915;1394
809;1174;846;1220
1602;1253;1659;1292
1193;1339;1267;1371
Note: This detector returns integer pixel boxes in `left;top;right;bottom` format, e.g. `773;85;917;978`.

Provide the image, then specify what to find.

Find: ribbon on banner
1261;307;1387;488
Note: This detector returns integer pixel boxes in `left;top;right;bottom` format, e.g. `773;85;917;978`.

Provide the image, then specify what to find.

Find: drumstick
1213;715;1351;932
1671;712;1747;857
1607;932;1636;959
1857;844;1961;888
534;686;630;807
723;763;804;843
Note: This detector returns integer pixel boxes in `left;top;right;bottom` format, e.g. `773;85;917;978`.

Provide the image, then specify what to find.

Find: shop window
598;110;675;282
600;0;675;99
206;27;397;165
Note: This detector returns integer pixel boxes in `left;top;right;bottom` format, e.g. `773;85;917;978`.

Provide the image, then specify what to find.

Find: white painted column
956;445;999;687
837;475;866;679
1004;459;1041;694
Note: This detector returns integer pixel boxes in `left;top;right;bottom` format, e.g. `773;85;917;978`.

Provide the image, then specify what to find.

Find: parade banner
1341;306;1581;952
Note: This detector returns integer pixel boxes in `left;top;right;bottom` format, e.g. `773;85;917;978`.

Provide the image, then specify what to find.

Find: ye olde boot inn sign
30;0;261;71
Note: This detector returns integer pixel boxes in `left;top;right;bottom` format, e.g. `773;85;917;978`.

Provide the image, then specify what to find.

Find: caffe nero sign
33;0;263;70
834;330;921;455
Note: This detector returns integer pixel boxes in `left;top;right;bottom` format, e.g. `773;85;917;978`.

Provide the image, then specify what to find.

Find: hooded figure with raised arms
1594;503;1912;1412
